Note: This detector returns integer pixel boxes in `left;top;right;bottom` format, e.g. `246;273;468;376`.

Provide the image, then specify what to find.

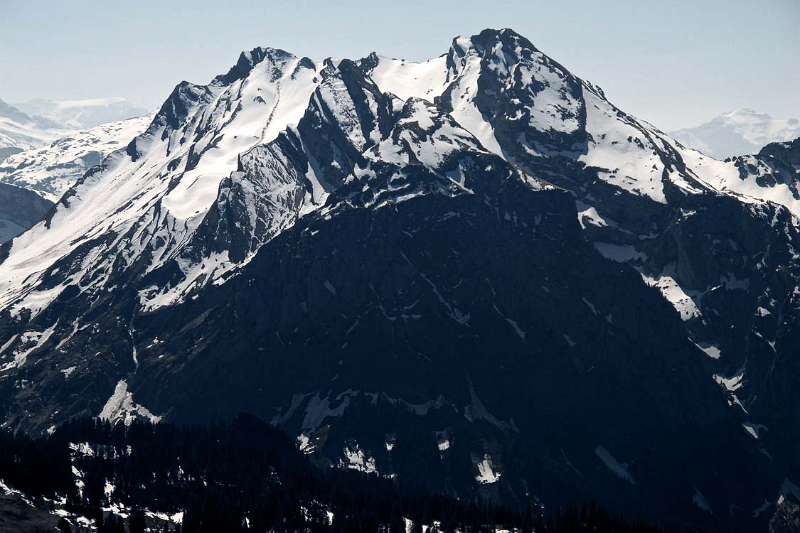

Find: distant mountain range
14;97;148;130
0;98;67;159
0;99;150;243
0;97;148;162
0;28;799;531
0;115;151;203
670;108;800;159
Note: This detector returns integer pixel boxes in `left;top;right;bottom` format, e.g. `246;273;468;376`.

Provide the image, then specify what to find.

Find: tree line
0;414;682;532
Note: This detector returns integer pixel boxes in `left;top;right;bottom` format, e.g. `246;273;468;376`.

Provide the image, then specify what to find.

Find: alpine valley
1;28;800;532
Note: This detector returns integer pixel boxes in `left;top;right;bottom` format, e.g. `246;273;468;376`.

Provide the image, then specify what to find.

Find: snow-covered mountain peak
448;28;584;148
212;46;308;86
367;28;588;162
0;47;326;316
716;108;800;141
448;27;538;56
147;50;321;221
670;108;800;159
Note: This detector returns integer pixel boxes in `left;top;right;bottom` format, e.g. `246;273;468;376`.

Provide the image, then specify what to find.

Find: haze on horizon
0;0;797;131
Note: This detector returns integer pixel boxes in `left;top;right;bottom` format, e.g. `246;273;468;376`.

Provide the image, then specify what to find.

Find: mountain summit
0;28;798;531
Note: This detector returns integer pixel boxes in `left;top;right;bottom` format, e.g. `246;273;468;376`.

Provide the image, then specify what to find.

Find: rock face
0;27;798;530
0;183;52;243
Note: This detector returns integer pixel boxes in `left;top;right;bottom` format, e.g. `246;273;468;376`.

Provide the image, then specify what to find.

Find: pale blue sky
1;0;797;130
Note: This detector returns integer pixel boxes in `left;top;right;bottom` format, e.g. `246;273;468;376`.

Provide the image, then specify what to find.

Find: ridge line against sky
0;0;797;131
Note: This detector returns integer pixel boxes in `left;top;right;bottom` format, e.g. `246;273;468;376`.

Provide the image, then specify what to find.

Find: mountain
0;98;67;160
0;115;151;202
670;108;800;159
14;97;149;130
1;28;799;530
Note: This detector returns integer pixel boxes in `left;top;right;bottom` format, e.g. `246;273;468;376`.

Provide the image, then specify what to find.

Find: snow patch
340;443;378;474
98;380;161;426
692;488;712;514
474;454;501;484
693;341;722;360
640;271;701;321
301;392;350;431
595;445;635;485
714;372;743;392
